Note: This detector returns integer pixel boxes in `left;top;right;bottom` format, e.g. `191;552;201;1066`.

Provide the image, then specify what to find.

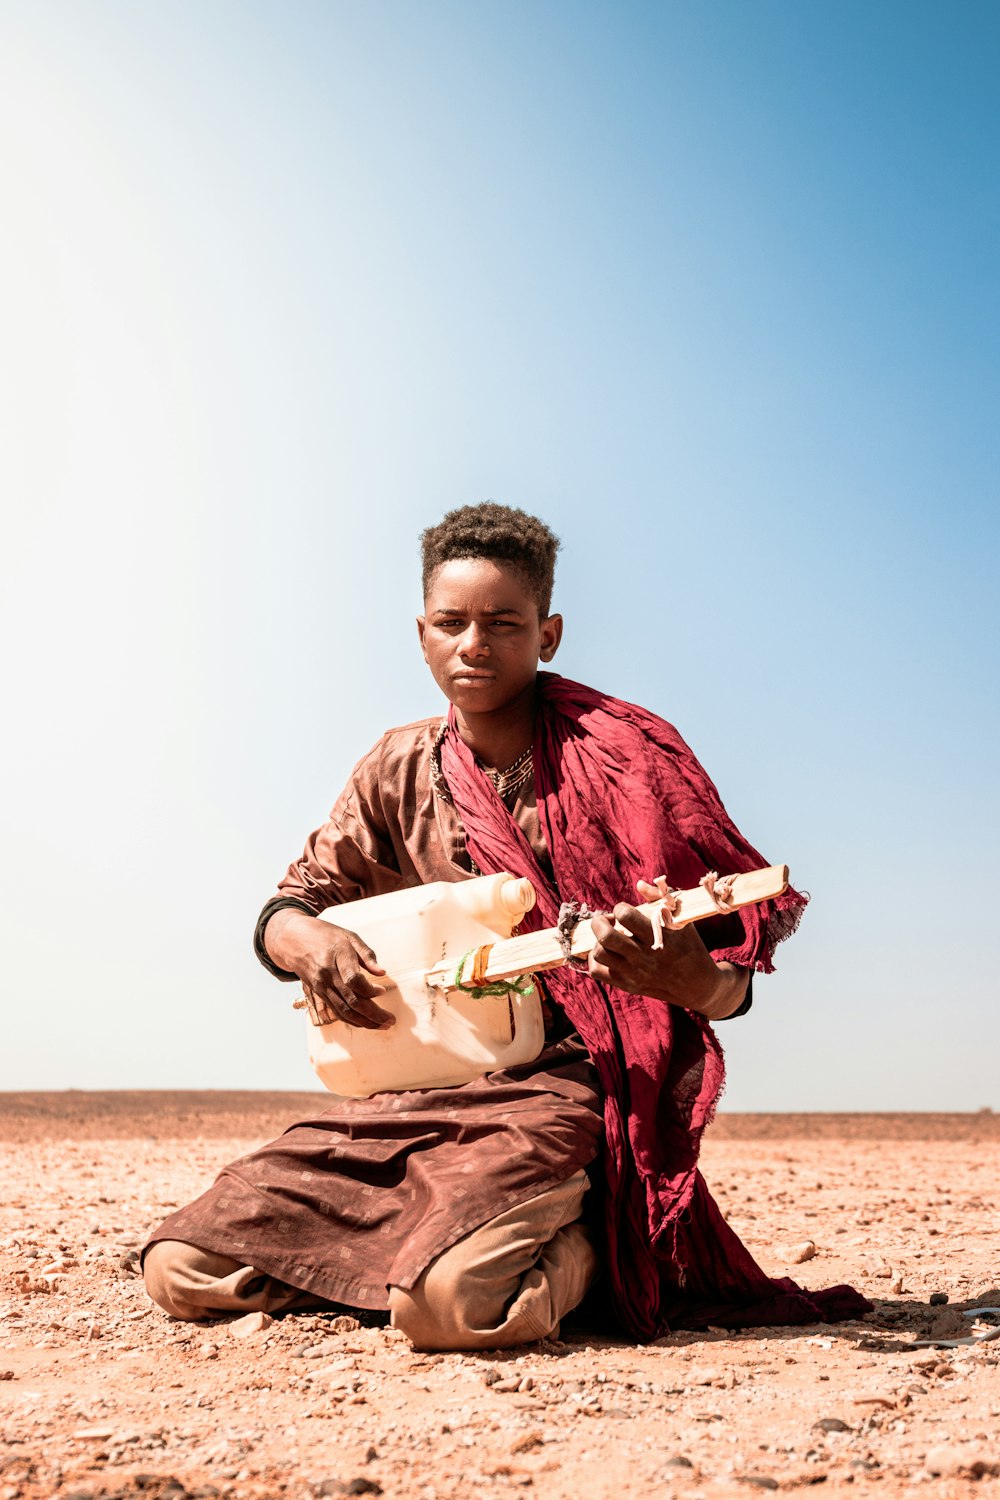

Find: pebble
889;1275;906;1294
229;1311;274;1339
316;1482;383;1497
813;1417;851;1433
297;1339;344;1360
736;1476;779;1490
789;1241;817;1264
929;1291;949;1305
200;1343;220;1360
664;1455;693;1469
329;1315;361;1333
929;1440;995;1476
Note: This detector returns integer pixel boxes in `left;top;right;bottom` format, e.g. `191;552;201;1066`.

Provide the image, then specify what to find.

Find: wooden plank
427;864;789;989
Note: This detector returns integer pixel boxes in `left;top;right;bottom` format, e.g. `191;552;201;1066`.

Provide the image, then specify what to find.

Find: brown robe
146;720;603;1310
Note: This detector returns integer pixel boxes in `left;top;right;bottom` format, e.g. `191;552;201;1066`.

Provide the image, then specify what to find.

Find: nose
458;622;490;659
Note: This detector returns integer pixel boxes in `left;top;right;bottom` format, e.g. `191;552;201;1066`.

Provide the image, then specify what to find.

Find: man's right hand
264;910;393;1029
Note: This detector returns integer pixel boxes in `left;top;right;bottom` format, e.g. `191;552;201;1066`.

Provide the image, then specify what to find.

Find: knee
142;1240;210;1322
387;1275;467;1352
388;1256;543;1353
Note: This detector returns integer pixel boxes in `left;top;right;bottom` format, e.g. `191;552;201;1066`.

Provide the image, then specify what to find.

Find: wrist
264;909;325;976
699;962;749;1021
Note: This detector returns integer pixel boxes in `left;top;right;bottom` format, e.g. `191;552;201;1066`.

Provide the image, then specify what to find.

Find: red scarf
440;673;869;1337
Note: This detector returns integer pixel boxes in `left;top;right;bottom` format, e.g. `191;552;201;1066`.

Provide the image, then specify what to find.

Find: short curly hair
420;502;561;615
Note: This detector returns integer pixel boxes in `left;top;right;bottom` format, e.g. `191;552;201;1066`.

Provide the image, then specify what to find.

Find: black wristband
253;896;319;981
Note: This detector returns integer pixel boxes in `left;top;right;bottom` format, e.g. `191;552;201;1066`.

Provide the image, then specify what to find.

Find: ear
538;612;563;663
416;615;429;663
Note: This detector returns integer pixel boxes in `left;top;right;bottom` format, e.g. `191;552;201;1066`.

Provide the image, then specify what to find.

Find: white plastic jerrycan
305;872;544;1097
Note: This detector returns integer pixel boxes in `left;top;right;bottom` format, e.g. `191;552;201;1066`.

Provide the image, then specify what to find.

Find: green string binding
452;952;535;1000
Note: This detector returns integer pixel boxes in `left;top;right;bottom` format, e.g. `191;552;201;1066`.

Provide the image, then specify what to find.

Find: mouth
452;671;497;684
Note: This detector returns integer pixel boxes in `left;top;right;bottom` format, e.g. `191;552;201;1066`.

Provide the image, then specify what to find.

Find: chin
447;681;515;713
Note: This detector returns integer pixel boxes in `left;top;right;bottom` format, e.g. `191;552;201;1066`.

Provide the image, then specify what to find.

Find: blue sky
1;0;996;1107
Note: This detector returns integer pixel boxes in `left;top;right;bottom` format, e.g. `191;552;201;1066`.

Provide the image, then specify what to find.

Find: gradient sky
1;0;996;1108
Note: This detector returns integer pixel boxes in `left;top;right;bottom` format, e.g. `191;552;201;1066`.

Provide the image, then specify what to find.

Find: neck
452;683;536;770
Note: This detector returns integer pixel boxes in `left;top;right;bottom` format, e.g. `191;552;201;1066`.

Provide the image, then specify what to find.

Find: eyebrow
431;605;525;617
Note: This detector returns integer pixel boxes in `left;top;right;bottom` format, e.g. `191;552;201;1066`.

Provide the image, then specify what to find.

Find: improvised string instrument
299;865;789;1098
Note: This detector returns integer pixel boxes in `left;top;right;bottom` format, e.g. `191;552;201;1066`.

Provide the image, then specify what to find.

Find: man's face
417;558;562;716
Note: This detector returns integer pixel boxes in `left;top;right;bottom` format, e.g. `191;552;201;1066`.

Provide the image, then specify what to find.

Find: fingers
301;926;395;1030
591;904;655;955
306;978;394;1029
588;906;650;993
352;936;386;976
335;955;394;1028
588;903;676;994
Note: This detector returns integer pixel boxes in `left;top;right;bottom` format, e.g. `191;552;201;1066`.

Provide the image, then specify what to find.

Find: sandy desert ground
1;1095;997;1500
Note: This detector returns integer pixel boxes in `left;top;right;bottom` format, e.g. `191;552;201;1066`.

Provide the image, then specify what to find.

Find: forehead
424;557;536;611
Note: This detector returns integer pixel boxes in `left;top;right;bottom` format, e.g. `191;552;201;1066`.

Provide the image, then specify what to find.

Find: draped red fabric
439;673;870;1338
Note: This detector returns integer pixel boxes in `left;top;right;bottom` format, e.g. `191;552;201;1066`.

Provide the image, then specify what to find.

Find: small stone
118;1249;142;1276
924;1445;956;1476
0;1370;14;1381
491;1377;522;1393
200;1343;219;1360
889;1275;906;1295
72;1426;115;1440
929;1292;948;1306
298;1338;343;1360
329;1314;361;1333
664;1455;694;1469
790;1241;817;1264
736;1477;779;1491
229;1311;273;1339
813;1417;851;1433
345;1483;382;1497
510;1430;544;1454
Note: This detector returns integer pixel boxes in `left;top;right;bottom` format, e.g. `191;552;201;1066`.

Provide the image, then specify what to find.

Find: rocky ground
1;1095;998;1500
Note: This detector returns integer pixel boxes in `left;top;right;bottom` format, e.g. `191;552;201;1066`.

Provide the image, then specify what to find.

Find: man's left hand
587;894;749;1021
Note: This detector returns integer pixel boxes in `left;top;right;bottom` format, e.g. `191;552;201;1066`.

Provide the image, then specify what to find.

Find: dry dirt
2;1095;998;1500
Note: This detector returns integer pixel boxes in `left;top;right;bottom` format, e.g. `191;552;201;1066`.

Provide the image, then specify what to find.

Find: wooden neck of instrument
428;864;789;990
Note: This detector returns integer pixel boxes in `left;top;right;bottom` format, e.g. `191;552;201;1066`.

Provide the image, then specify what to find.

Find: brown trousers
144;1169;596;1352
